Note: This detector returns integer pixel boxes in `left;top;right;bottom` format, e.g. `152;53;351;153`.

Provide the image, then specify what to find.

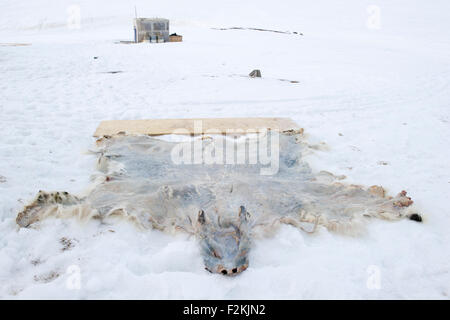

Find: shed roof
135;18;169;22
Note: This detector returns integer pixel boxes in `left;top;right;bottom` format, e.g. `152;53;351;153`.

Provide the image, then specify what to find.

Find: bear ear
198;210;206;225
238;206;250;222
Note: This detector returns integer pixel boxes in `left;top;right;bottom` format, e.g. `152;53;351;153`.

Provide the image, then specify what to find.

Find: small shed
134;18;169;43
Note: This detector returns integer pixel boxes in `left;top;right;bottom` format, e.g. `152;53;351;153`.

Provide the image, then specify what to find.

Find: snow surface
0;0;449;299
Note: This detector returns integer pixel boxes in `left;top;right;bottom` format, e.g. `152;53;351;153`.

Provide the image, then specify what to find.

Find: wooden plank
169;35;183;42
93;117;301;137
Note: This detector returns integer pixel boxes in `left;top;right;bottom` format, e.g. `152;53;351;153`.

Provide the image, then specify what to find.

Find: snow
0;0;449;299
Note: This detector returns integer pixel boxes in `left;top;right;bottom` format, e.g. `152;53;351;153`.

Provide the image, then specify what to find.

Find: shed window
153;22;166;31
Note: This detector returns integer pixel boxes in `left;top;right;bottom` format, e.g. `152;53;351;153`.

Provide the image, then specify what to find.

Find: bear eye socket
212;250;221;259
205;242;222;259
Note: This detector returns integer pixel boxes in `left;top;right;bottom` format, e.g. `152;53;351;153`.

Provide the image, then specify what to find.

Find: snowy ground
0;0;449;299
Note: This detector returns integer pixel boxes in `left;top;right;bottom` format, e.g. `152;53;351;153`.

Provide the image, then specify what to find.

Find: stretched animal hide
16;131;420;275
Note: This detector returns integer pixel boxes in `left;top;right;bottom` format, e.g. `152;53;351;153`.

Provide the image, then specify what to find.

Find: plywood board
169;35;183;42
94;118;301;137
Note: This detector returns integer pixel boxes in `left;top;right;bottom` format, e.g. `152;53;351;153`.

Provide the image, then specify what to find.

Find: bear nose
219;267;240;275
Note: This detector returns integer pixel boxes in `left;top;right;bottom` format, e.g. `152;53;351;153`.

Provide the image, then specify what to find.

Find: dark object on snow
213;27;303;36
409;213;422;222
93;56;98;59
249;69;261;78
